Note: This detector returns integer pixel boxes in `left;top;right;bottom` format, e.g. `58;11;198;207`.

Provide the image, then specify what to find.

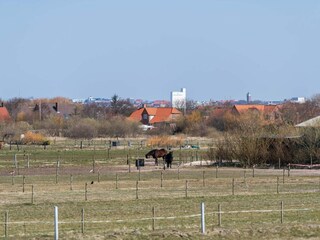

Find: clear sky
1;1;320;102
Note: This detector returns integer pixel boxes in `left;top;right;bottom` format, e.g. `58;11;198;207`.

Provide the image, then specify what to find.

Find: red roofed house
231;104;282;122
0;104;11;122
129;105;182;126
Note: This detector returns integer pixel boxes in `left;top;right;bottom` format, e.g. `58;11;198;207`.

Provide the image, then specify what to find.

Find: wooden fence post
216;166;218;178
81;208;85;234
85;182;88;201
23;175;25;193
138;167;141;181
281;201;284;223
203;171;205;187
70;175;73;191
244;170;247;185
31;185;34;204
136;181;139;200
218;204;222;227
17;160;20;175
14;153;17;168
129;160;131;173
185;180;188;198
152;206;155;231
98;171;100;183
5;211;8;238
161;171;163;188
232;178;235;195
55;160;59;184
282;168;285;184
277;177;279;194
252;166;255;178
116;173;118;189
92;156;95;174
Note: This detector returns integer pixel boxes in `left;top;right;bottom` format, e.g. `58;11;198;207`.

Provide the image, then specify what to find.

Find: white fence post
54;206;59;240
13;154;17;168
201;202;205;234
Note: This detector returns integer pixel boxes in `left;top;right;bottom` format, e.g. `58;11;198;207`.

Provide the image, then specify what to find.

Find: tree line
1;94;320;166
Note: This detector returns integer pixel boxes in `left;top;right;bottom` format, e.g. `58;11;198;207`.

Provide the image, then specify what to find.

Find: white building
290;97;306;104
171;88;186;109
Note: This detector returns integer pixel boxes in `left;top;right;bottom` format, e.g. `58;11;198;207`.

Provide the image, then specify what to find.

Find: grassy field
1;141;320;239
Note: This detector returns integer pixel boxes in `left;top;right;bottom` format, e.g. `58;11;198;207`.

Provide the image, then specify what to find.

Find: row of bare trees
0;116;140;142
211;125;320;167
3;95;135;122
2;94;320;141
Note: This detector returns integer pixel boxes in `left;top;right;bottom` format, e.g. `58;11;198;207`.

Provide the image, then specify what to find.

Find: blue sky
1;1;320;102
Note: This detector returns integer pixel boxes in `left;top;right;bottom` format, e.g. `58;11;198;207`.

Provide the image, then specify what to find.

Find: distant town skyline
0;91;309;105
1;1;320;101
72;91;305;107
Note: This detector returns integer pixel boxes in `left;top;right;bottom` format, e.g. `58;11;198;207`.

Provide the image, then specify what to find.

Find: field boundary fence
2;173;320;204
1;202;316;238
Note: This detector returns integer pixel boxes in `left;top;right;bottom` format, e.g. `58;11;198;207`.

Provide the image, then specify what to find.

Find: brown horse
145;148;168;166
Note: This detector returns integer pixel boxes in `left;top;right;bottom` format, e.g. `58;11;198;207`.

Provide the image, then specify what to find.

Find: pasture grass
1;167;320;239
0;143;320;239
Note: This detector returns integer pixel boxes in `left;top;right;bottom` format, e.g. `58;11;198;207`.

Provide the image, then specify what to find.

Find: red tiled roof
210;107;229;118
0;107;10;122
129;108;144;121
233;105;279;114
129;107;182;124
145;108;158;115
149;108;175;123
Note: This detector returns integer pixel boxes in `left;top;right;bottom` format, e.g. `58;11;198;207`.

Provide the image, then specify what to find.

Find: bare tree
81;103;107;119
110;94;134;116
4;98;31;122
64;118;98;139
98;116;140;137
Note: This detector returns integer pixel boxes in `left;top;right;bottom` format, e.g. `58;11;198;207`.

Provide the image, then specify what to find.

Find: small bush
22;131;48;145
146;136;184;148
65;118;98;139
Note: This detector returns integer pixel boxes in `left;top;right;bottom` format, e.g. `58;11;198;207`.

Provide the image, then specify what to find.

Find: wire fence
1;148;320;238
1;201;319;238
1;171;320;204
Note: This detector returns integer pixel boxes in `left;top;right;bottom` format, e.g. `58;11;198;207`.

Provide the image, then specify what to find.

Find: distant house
129;105;182;125
0;105;11;122
32;102;78;120
210;107;229;118
231;104;282;121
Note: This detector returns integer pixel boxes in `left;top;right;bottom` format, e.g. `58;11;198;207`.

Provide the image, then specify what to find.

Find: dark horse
164;151;173;169
145;148;168;166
